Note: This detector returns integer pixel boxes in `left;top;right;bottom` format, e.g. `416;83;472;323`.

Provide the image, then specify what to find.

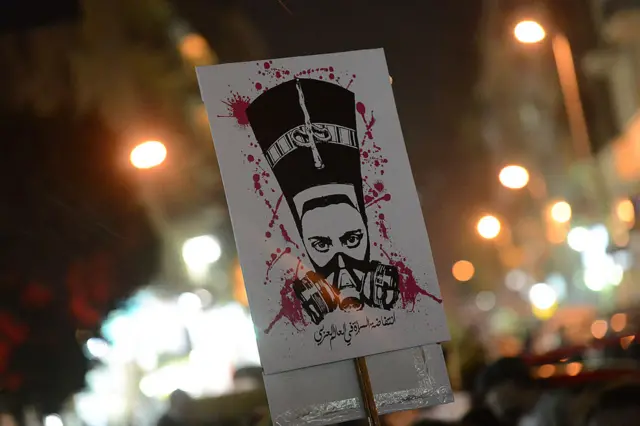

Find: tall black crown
246;78;366;227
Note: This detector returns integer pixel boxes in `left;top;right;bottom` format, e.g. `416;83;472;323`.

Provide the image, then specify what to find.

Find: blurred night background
2;0;640;425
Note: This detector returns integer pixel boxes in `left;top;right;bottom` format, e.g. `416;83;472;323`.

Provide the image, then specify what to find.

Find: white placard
197;49;449;374
264;344;453;426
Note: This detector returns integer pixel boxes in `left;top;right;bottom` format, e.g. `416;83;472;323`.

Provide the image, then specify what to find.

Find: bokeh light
528;283;557;310
130;141;167;169
476;291;496;312
591;320;608;339
567;227;590;252
452;260;475;282
610;313;627;332
566;362;582;377
182;235;222;278
44;415;63;426
621;335;636;349
550;201;572;223
233;261;249;307
616;199;635;225
505;269;531;292
499;165;530;189
514;20;546;44
537;364;555;378
477;215;501;239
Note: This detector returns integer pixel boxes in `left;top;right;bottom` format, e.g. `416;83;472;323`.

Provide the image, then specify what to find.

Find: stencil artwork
246;77;401;326
198;50;448;374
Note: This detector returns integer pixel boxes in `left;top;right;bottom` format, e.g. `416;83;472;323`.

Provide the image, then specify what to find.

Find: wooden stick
354;356;381;426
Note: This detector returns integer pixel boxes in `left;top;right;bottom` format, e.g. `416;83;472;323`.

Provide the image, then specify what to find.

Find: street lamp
499;165;530;189
130;141;167;169
513;20;591;160
477;215;501;240
514;20;546;44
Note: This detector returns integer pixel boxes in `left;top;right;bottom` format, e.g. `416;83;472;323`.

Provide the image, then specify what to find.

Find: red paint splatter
377;213;389;240
219;93;251;127
268;194;284;228
247;155;255;162
380;248;443;310
346;74;356;89
255;82;262;90
264;62;271;69
280;224;299;248
366;193;391;207
265;262;308;333
265;231;272;238
266;247;291;274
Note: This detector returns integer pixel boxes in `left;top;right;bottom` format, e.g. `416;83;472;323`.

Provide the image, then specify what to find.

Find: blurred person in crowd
627;339;640;364
157;389;191;426
459;326;488;401
584;383;640;426
230;366;269;426
460;406;501;426
233;366;265;392
476;357;539;425
477;357;571;426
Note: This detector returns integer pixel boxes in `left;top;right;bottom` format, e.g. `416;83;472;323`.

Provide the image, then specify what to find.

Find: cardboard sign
197;49;449;374
264;343;452;426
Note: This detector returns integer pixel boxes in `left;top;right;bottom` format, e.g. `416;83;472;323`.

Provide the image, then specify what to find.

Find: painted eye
344;232;363;248
311;239;331;253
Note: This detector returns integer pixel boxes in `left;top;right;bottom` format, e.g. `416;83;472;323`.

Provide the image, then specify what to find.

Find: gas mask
293;254;399;325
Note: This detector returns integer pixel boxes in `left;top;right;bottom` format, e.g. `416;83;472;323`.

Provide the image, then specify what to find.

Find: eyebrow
339;229;363;244
308;235;332;244
301;194;355;217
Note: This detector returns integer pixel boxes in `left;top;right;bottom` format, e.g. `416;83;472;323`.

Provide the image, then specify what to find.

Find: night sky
234;0;492;283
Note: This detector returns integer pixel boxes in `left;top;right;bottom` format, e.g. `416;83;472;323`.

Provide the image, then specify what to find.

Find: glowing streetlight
499;165;530;189
514;20;546;44
550;201;572;223
182;235;222;279
452;260;475;282
477;215;501;240
528;283;557;310
130;141;167;169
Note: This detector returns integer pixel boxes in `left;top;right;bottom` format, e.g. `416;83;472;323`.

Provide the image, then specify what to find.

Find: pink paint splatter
268;194;284;228
356;102;376;142
346;74;356;89
219;93;251;127
280;224;299;249
380;248;443;310
366;193;391;208
265;260;308;333
266;247;291;274
377;213;389;240
265;269;308;333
